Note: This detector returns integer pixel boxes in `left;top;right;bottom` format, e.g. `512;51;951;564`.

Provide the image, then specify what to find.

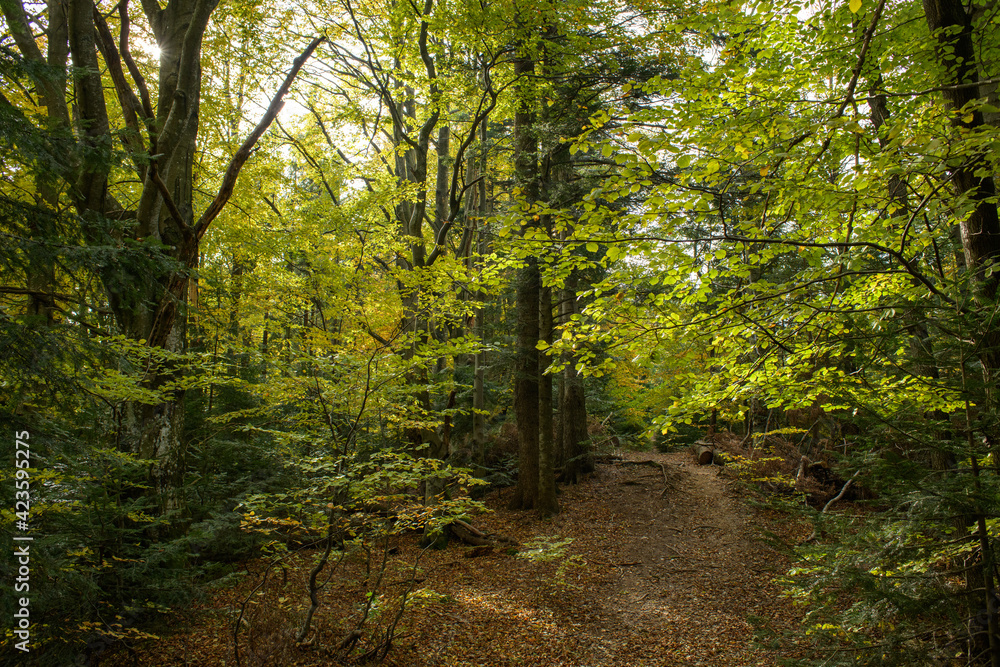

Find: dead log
448;519;518;548
691;442;715;465
449;519;492;546
796;455;809;485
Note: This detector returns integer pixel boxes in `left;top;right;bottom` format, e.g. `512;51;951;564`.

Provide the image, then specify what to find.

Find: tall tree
1;0;322;501
509;37;542;510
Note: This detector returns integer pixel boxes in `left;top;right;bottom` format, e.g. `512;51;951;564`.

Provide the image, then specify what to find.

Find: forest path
573;451;800;665
120;450;803;667
386;449;803;666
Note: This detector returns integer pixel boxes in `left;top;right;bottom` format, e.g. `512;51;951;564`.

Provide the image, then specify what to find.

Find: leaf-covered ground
111;451;806;666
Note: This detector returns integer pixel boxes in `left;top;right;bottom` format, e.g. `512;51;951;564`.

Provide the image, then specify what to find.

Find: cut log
690;443;715;465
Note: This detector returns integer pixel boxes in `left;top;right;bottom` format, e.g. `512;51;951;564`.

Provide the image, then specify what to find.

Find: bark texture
510;49;541;510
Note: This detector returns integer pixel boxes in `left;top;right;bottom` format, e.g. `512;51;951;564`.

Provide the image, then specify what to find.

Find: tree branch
92;2;147;177
195;35;325;238
118;0;155;132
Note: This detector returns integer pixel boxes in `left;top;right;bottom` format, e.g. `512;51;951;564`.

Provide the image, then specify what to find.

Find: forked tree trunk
42;0;317;513
66;0;215;511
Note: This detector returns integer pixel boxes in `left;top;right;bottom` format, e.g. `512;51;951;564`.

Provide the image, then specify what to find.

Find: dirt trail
116;450;802;667
387;450;801;666
578;451;797;665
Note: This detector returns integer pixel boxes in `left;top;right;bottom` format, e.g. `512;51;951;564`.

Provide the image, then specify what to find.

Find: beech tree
1;0;321;501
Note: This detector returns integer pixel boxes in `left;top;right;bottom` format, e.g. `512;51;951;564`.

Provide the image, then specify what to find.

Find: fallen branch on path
667;564;723;573
616;459;681;498
616;460;673;488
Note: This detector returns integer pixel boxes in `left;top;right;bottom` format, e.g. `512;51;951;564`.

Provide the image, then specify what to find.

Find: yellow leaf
849;0;861;12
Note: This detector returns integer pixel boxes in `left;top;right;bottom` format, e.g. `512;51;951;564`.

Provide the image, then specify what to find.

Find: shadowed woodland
2;0;1000;663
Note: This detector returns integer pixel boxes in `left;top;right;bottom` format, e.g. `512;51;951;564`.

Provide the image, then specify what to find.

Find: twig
593;559;643;567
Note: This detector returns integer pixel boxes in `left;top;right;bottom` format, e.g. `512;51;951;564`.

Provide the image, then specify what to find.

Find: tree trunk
64;0;214;511
538;285;558;515
510;49;540;511
923;0;1000;274
534;83;558;514
922;3;1000;662
435;123;450;228
923;0;1000;379
467;111;490;465
512;258;540;510
473;334;487;464
118;314;188;510
559;274;591;484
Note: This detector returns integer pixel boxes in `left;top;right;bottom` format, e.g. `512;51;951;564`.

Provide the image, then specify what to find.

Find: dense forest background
2;0;1000;662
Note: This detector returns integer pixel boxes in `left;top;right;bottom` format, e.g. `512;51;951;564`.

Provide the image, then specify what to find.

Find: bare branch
92;2;147;177
195;35;325;238
118;0;155;131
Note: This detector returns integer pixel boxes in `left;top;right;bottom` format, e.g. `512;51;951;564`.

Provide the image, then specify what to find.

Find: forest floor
113;450;809;666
